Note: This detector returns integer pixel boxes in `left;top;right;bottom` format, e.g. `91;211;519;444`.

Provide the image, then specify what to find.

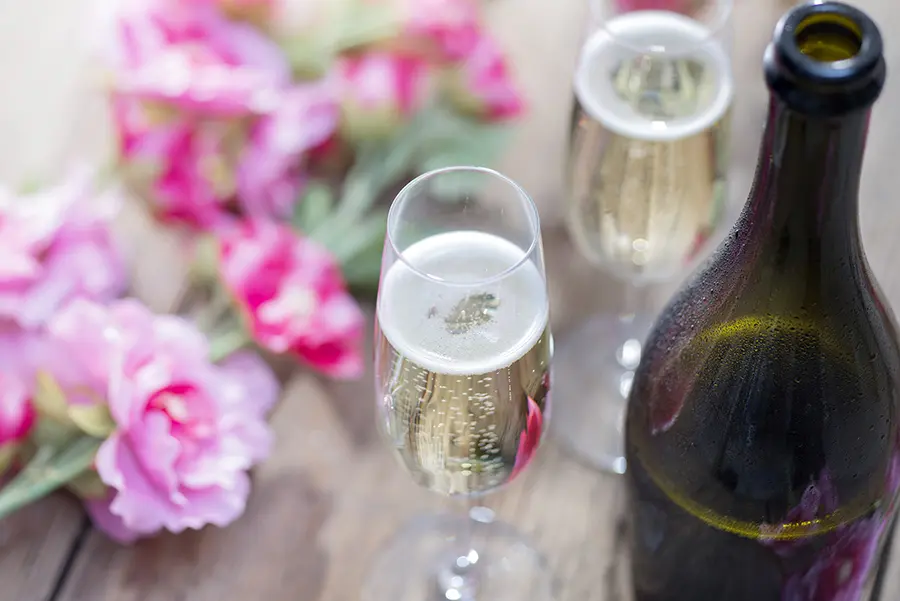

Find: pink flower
0;373;35;468
404;0;482;61
0;169;125;329
113;95;244;229
44;298;278;543
106;0;327;228
217;220;365;379
237;78;339;219
106;0;290;117
337;52;431;138
444;33;524;120
614;0;698;13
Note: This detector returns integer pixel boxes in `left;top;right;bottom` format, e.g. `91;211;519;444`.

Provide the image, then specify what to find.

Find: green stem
196;287;235;334
0;437;102;521
209;328;250;363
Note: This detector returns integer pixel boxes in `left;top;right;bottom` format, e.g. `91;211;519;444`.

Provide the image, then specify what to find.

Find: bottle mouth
765;1;885;115
794;10;862;62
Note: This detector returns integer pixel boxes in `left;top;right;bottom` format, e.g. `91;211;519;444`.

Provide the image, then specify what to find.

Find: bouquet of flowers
0;0;523;543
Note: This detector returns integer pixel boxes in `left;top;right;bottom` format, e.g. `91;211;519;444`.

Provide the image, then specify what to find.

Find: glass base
550;312;655;474
361;511;557;601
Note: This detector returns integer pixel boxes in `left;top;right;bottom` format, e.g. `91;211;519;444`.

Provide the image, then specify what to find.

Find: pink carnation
405;0;482;61
107;0;290;117
337;52;431;138
237;78;339;219
0;371;35;466
44;298;278;543
113;96;243;229
217;220;365;379
614;0;698;12
106;1;337;228
0;169;125;329
445;33;524;121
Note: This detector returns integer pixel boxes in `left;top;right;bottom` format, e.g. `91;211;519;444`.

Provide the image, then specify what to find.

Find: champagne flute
364;167;555;601
551;0;735;474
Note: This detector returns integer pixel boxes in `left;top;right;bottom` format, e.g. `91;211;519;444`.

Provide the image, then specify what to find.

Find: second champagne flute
552;0;735;474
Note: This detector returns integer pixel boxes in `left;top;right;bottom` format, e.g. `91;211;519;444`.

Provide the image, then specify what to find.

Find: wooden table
4;1;900;600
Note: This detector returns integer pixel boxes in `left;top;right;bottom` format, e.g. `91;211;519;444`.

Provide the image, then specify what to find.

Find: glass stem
437;498;495;601
616;281;646;371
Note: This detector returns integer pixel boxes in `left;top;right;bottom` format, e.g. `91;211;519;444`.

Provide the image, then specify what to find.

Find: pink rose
217;220;365;379
337;52;431;139
0;169;125;329
44;298;277;543
107;0;290;117
444;33;524;121
237;78;339;219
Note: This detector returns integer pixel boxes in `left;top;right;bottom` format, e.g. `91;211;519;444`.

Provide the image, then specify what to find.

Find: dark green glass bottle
625;2;900;600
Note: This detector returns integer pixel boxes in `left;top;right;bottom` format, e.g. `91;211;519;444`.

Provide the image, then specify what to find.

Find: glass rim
386;166;542;288
590;0;734;54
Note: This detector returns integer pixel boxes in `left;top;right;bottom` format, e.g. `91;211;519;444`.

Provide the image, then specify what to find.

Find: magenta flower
445;33;524;121
0;169;125;329
217;220;365;379
107;0;335;228
0;372;35;469
113;95;244;229
107;0;290;117
405;0;482;61
44;298;277;543
337;52;431;138
614;0;698;13
237;77;339;219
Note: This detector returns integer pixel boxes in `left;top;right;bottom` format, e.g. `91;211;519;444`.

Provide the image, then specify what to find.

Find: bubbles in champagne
568;11;734;282
376;231;551;496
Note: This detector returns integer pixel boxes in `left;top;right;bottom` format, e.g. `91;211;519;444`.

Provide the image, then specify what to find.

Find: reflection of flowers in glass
782;515;886;601
760;468;896;600
510;370;550;480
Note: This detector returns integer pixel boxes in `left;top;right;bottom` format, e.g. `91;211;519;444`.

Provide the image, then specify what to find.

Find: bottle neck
747;97;870;258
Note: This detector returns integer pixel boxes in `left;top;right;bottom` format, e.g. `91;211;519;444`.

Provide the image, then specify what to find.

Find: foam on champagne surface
378;231;549;375
574;10;734;142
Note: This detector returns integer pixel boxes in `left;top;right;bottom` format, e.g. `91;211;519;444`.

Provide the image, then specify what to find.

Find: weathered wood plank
0;498;86;601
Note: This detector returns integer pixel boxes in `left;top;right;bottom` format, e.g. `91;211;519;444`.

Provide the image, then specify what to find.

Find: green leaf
330;210;388;264
411;110;514;201
333;1;402;51
293;183;335;233
67;469;108;500
0;444;17;475
0;437;103;521
342;249;384;288
33;371;72;424
30;417;80;449
67;404;116;439
190;234;220;284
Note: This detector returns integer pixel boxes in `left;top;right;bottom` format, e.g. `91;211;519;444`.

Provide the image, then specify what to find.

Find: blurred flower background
0;0;527;543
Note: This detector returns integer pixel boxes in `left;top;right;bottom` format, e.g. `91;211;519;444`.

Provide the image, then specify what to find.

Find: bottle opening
795;13;862;63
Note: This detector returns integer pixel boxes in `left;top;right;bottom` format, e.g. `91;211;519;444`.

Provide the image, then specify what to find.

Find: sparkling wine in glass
364;167;555;601
552;0;735;474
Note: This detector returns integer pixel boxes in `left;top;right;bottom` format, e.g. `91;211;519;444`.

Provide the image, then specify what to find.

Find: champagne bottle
624;2;900;600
